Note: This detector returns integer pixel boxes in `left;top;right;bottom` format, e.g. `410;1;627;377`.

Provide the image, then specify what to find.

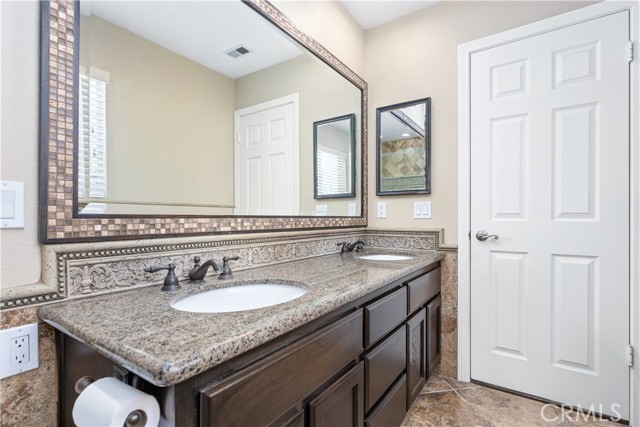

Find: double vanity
38;249;443;427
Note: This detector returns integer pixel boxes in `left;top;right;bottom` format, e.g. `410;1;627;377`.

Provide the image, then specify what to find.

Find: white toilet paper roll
72;377;160;427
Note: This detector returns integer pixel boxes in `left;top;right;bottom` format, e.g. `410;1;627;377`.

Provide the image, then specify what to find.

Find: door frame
234;93;300;216
457;2;639;423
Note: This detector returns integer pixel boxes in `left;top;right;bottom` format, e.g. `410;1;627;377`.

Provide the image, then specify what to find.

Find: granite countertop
37;249;443;387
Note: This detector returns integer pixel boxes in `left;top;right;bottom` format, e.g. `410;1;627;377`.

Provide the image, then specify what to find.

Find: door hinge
628;345;634;367
629;41;634;63
468;231;471;240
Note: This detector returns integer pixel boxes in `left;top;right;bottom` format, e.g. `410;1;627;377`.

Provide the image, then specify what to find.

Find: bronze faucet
337;240;366;254
188;256;222;282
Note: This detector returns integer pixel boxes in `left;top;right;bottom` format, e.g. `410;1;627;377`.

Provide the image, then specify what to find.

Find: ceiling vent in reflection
224;45;252;58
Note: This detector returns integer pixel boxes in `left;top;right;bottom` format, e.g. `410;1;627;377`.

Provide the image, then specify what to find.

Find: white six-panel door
470;12;630;418
235;95;299;216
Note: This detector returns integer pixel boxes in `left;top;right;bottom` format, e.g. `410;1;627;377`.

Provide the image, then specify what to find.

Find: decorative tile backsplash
1;228;455;309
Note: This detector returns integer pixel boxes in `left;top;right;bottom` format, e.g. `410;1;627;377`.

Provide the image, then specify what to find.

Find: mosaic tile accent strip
40;0;368;243
1;228;455;310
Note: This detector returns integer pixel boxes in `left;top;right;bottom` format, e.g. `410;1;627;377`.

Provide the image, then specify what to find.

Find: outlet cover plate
1;323;38;379
377;202;387;218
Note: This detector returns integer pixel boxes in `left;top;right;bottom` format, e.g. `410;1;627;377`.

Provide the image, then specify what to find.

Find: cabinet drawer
365;287;407;348
281;410;304;427
407;267;441;314
365;375;407;427
365;325;406;412
200;310;364;427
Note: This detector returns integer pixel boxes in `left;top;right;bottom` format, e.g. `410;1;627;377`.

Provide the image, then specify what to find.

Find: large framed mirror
376;98;431;196
313;114;356;200
39;0;367;243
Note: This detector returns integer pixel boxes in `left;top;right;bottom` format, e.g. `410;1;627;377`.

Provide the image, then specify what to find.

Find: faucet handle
193;256;201;267
219;256;240;280
337;242;348;254
144;263;181;292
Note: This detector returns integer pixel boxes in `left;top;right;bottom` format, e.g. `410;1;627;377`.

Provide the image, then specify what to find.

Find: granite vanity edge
37;252;444;386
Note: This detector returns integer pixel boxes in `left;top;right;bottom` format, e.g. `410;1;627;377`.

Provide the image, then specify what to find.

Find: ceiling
340;0;440;30
80;1;303;79
380;103;426;142
79;0;442;78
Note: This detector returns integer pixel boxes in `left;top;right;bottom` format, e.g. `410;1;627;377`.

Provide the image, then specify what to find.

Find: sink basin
357;254;414;261
171;283;307;313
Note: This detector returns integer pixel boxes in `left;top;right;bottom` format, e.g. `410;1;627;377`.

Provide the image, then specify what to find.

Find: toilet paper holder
75;376;150;427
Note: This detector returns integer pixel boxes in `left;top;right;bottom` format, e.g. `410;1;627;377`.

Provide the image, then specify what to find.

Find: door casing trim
457;2;639;424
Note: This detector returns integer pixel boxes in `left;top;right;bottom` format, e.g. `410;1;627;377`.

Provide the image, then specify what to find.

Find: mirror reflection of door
376;98;431;195
313;114;356;199
234;94;300;216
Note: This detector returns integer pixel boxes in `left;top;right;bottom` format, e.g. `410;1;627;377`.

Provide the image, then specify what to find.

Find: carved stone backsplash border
1;229;455;310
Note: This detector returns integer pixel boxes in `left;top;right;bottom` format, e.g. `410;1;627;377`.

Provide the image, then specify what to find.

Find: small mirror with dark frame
313;114;356;199
376;98;431;195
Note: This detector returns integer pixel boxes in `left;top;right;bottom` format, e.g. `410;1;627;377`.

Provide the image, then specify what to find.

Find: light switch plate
377;202;387;219
0;181;24;228
413;201;432;219
1;323;38;379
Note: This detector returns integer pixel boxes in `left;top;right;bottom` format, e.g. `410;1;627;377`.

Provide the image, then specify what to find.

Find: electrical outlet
10;335;29;366
377;202;387;219
348;203;357;216
1;323;38;379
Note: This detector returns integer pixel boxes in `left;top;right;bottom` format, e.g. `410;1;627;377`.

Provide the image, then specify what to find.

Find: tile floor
401;374;625;427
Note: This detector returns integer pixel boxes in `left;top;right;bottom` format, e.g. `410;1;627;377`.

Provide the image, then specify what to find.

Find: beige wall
235;54;361;216
365;0;594;245
272;0;365;76
0;1;41;290
80;15;235;213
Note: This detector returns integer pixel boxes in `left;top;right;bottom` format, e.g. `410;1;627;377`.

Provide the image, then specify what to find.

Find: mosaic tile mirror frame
39;0;368;244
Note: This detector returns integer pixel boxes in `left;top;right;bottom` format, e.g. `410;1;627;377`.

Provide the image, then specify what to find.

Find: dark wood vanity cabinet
309;363;365;427
200;310;364;427
58;262;442;427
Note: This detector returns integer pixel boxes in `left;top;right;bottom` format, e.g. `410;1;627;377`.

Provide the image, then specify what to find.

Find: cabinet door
426;295;441;378
309;363;365;427
406;308;426;408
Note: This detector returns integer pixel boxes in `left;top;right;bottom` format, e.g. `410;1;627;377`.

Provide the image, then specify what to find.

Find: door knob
476;230;499;241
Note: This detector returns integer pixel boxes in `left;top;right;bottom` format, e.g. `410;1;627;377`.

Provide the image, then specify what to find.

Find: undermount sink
171;283;307;313
357;254;414;261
